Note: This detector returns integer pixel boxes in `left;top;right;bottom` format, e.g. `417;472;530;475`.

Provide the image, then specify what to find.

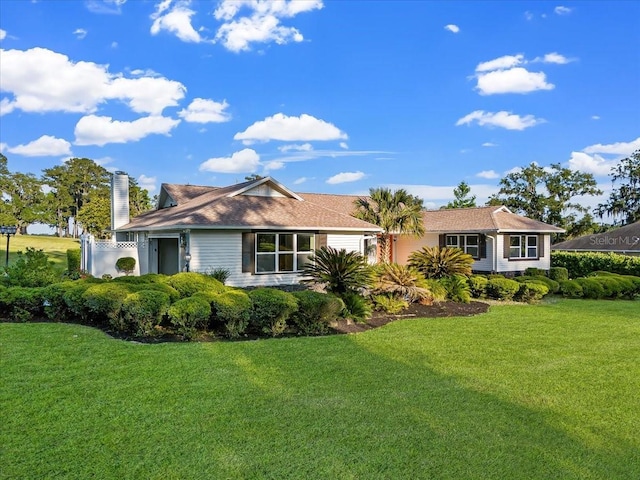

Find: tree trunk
380;235;391;263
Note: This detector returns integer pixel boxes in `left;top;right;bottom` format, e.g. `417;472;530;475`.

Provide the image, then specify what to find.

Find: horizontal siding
495;234;551;273
327;233;364;253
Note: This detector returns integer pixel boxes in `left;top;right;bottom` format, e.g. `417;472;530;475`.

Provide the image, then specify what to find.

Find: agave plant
408;246;474;279
302;246;373;295
372;263;432;303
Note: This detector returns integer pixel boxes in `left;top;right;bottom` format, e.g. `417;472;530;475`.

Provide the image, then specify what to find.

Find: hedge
167;297;211;340
290;291;344;335
163;272;226;298
551;251;640;278
248;288;298;336
119;290;171;337
210;290;252;339
486;277;520;301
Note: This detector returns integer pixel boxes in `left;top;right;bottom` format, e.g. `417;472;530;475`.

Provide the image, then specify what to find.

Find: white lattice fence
82;235;147;277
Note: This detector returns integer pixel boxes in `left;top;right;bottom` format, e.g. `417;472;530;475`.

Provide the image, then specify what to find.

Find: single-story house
552;221;640;255
80;173;564;285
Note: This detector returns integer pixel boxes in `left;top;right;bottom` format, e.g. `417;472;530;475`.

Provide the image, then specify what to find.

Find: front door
158;238;179;275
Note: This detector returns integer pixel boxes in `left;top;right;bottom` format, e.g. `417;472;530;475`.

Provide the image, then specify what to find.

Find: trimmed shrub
67;248;81;272
120;290;170;336
115;257;136;276
5;248;60;288
441;274;471;304
43;281;79;321
0;287;45;321
62;279;101;322
371;294;408;315
524;267;545;277
551;251;640;278
82;282;131;325
341;292;372;323
574;278;606;299
620;275;640;296
467;275;488;299
290;291;345;335
167;297;211;340
408;246;474;279
372;263;432;303
515;282;549;303
210;290;252;339
163;272;226;298
486;277;520;301
248;288;298;336
559;280;583;298
514;276;560;294
548;267;569;282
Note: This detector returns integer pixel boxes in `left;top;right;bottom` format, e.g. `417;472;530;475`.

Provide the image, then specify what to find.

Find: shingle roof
552;221;640;252
120;179;382;232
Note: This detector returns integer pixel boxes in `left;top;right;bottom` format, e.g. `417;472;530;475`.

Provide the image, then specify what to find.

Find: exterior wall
327;233;366;253
242;184;286;197
86;239;145;278
495;234;551;273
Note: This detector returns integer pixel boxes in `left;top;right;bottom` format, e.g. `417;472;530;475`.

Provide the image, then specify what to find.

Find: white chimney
111;171;129;239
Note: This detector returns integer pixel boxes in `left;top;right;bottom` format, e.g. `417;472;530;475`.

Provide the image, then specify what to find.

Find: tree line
1;150;637;240
0;154;152;238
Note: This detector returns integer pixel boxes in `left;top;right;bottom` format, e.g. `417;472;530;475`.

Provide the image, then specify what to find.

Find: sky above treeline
1;0;639;210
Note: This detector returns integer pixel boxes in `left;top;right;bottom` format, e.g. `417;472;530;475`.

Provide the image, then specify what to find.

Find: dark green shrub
524;267;544;277
248;288;298;336
43;281;79;321
515;282;549;303
209;290;252;339
82;283;131;325
371;294;408;314
574;278;606;299
422;279;447;301
62;279;100;322
372;263;432;303
120;290;171;336
486;277;520;301
289;291;344;335
551;251;640;277
408;246;474;279
303;246;372;295
5;248;60;288
167;297;211;340
514;276;560;294
441;274;471;303
341;292;372;323
163;272;226;298
548;267;569;282
67;249;81;273
115;257;136;276
467;275;488;298
620;275;640;296
204;268;231;285
559;280;583;298
0;287;45;321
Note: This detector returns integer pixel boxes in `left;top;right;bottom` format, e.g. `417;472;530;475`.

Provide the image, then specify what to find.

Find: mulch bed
331;301;490;334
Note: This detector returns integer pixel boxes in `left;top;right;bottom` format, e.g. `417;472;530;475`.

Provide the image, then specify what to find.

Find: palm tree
353;188;425;263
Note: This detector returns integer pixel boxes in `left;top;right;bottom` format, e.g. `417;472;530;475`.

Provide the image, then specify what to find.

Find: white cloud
482;142;498;147
199;148;260;173
74;115;180;146
151;0;204;43
7;135;72;157
264;160;285;171
475;54;525;72
326;171;365;184
0;29;6;40
524;11;534;21
456;110;544;130
476;67;554;95
533;52;573;64
591;115;600;120
339;142;349;149
293;177;307;185
213;0;323;52
504;166;523;175
137;174;157;193
568;152;617;177
476;170;500;179
385;183;499;204
278;143;313;152
554;6;572;15
0;142;7;153
444;24;460;33
0;47;186;115
111;41;118;48
73;28;88;39
178;98;231;123
234;113;347;144
86;0;127;14
0;98;15;116
582;137;640;155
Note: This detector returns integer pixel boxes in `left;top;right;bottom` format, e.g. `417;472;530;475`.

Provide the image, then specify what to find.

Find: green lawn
1;299;639;479
4;234;79;269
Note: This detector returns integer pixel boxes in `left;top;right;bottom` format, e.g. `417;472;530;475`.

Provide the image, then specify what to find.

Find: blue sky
1;0;639;211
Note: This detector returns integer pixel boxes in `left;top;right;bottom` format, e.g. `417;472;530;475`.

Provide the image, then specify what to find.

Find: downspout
486;234;497;273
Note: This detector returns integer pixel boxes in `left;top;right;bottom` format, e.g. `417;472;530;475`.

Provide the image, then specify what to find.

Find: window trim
254;232;314;274
446;234;481;259
508;234;538;260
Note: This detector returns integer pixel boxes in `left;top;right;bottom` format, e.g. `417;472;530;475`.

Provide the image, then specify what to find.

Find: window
509;235;538;259
446;234;480;258
255;233;314;273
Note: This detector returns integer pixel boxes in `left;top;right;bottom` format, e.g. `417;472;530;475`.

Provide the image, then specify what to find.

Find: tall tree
443;181;477;209
488;163;602;238
353;188;425;263
595;150;640;225
0;155;47;233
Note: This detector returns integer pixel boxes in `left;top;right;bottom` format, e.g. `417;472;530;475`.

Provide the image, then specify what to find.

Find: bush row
0;272;345;340
551;251;640;278
558;273;640;299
